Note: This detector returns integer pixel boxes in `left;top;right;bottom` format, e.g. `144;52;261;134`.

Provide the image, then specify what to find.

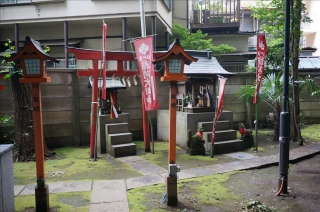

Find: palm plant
236;72;320;142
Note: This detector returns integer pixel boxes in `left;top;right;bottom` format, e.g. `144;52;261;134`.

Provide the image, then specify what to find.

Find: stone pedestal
35;185;49;212
0;144;14;212
166;176;177;206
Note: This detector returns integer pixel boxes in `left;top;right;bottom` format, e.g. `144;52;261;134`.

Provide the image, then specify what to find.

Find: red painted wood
90;61;99;158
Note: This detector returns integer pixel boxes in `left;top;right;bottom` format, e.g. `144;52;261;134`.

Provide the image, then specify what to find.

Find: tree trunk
290;0;303;143
10;71;35;161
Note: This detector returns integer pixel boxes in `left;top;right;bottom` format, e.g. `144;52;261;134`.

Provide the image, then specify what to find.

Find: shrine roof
89;76;126;89
183;56;234;77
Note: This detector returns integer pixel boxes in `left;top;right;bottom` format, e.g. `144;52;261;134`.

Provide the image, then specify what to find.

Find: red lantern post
153;38;198;206
7;36;58;212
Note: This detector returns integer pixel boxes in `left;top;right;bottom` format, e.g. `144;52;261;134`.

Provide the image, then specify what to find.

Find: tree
171;23;236;54
236;72;320;141
250;0;311;144
1;39;50;161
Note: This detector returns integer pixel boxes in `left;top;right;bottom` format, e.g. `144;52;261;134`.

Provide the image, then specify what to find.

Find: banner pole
255;30;259;152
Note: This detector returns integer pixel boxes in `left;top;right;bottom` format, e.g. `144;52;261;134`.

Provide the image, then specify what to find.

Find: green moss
178;154;218;162
15;191;91;212
178;172;241;205
127;183;165;211
250;146;265;152
134;141;182;151
301;124;320;141
14;147;142;185
142;152;165;165
127;172;241;211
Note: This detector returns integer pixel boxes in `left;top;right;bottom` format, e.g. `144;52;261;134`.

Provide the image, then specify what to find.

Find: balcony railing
0;0;31;5
191;0;240;28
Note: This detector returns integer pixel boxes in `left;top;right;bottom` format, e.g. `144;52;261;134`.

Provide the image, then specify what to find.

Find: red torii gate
0;74;5;90
67;47;163;157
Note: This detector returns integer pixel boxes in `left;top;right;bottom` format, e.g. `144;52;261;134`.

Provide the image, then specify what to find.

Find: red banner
133;36;158;111
253;34;268;104
211;78;227;144
102;22;107;100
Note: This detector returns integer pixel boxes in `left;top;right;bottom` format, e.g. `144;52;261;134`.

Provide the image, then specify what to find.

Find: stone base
35;185;49;212
188;148;206;156
166;176;177;206
243;141;254;149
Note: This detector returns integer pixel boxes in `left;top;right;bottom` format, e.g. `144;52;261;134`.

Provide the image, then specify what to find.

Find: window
220;61;246;72
162;0;171;11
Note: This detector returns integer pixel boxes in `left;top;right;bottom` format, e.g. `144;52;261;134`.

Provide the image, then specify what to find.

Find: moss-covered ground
15;191;91;212
14;147;142;185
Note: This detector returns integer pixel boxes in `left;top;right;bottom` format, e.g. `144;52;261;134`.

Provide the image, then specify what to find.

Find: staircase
97;113;136;157
198;120;244;155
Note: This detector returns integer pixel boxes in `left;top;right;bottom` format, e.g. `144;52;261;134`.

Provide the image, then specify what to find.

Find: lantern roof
153;38;198;65
7;36;58;63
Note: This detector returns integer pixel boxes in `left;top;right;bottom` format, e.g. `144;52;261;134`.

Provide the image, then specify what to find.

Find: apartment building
0;0;173;68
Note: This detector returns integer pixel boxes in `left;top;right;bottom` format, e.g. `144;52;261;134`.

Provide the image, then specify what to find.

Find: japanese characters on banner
102;22;107;100
211;77;227;144
110;92;118;119
253;34;268;104
133;36;158;111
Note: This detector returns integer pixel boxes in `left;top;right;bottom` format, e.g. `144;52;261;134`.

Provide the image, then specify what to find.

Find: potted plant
117;100;123;114
184;93;192;108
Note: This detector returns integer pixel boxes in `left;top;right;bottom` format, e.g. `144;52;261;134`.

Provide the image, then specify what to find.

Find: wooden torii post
67;47;163;157
0;74;5;90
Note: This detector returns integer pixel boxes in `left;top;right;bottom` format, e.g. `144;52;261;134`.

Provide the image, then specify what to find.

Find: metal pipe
152;16;156;50
64;21;69;68
14;24;19;54
140;0;146;37
278;0;291;194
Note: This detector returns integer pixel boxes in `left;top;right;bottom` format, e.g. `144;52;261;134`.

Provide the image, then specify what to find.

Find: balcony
0;0;31;5
0;0;64;5
190;0;240;33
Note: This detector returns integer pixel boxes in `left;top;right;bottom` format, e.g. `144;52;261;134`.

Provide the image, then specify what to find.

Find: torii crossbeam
67;47;163;157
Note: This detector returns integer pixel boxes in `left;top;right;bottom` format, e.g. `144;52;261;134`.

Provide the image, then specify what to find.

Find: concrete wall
1;71;320;147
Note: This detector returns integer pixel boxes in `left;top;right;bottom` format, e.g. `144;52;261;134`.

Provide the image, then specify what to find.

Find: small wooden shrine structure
174;50;234;113
88;76;126;114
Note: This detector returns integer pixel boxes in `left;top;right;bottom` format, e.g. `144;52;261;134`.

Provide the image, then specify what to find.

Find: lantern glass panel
24;59;41;75
168;59;182;74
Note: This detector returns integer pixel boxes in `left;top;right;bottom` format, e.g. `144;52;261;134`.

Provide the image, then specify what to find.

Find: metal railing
220;61;246;72
191;0;240;25
0;0;31;5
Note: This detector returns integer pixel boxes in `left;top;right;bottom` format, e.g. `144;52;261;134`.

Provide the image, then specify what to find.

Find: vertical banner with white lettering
211;77;227;144
133;36;158;111
253;34;268;104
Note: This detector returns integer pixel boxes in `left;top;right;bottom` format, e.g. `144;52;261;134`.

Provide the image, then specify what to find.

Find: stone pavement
14;143;320;211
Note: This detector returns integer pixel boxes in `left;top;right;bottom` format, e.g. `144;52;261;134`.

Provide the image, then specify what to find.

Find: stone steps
97;113;136;157
109;143;136;158
198;120;231;131
196;112;246;155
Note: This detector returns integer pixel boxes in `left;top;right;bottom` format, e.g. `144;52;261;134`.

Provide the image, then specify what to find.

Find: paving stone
243;157;270;167
205;164;231;173
91;180;127;204
117;155;144;163
14;185;25;196
19;184;35;196
50;181;92;194
126;175;165;190
19;181;92;196
225;152;259;160
260;155;279;164
180;167;218;177
219;161;257;171
123;158;166;175
89;202;129;212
